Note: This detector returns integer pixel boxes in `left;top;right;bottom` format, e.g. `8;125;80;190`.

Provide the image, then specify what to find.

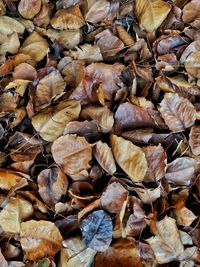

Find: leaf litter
0;0;199;266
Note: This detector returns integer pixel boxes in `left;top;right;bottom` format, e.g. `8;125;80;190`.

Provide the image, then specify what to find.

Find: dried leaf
85;0;111;24
166;157;198;186
174;199;197;226
110;135;148;182
35;70;66;111
38;167;68;207
135;0;171;32
185;51;200;79
0;16;25;35
93;141;116;175
189;125;200;156
79;210;113;252
18;0;41;19
59;237;96;267
51;134;92;176
20;31;49;62
133;186;161;204
32;99;81;142
20;220;63;260
0;169;28;190
142;145;166;182
147;216;184;264
13;63;37;81
50;6;84;30
80;106;114;133
70;44;103;63
0;32;20;55
95;238;143;267
0;197;33;234
183;0;200;28
101;182;128;213
159;93;196;132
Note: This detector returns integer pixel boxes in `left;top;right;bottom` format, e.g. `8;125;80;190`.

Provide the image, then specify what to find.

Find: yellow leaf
135;0;171;32
110;135;147;182
32;99;81;142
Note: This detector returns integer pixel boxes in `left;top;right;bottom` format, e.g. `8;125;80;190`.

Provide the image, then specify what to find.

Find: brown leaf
142;145;166;182
93;141;116;175
166;157;198;186
13;63;37;81
80;106;114;133
51;134;92;176
33;1;52;27
35;69;66;111
32;99;81;142
101;182;128;213
185;51;200;79
135;0;171;32
110;135;147;182
38;167;68;207
0;249;8;267
189;125;200;156
182;0;200;28
159;93;196;132
146;216;184;264
20;31;49;62
69;44;103;63
20;220;63;260
114;102;166;132
95;29;124;57
50;6;84;30
95;237;143;267
133;186;161;204
8;132;41;162
18;0;41;19
0;169;28;190
174;199;197;226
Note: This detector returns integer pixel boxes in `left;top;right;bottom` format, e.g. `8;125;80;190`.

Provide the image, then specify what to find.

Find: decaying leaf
185;51;200;79
38;167;68;207
51;134;92;176
110;135;148;182
0;169;28;191
18;0;42;19
174;198;197;226
0;16;25;35
101;182;128;213
93;141;116;175
50;6;84;30
146;216;184;264
135;0;171;32
166;157;198;186
159;93;196;132
79;210;113;252
20;220;63;260
32;99;81;142
35;69;66;110
189;125;200;156
59;237;96;267
20;31;49;62
183;0;200;28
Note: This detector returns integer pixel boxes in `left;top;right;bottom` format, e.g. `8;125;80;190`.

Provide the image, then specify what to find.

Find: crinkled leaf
189;125;200;156
79;210;112;252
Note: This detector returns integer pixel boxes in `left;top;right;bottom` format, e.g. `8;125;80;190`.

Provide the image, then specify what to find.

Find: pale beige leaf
80;106;114;133
0;197;33;233
51;134;92;176
174;199;197;226
20;220;63;260
35;70;66;111
0;16;25;35
0;32;20;55
32;99;81;142
166;157;198;186
189;125;200;156
36;27;81;49
159;93;196;132
71;44;103;63
185;51;200;79
146;216;184;264
18;0;41;19
50;6;84;30
93;141;116;175
59;237;96;267
110;135;147;182
20;31;49;62
135;0;171;32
